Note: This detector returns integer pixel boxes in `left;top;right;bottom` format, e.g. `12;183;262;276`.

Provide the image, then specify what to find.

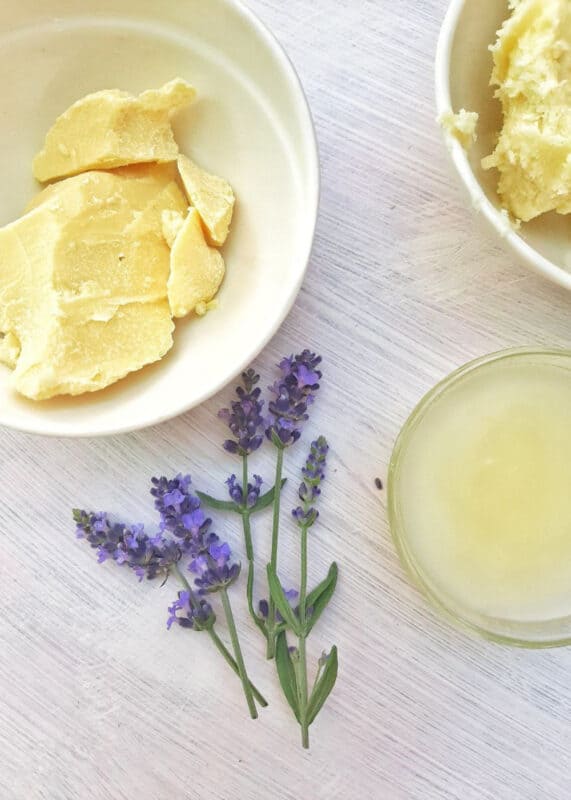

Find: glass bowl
388;348;571;648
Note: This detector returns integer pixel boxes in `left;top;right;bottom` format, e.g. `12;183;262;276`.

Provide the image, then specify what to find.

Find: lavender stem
298;522;310;749
266;446;284;659
221;587;258;719
173;564;267;708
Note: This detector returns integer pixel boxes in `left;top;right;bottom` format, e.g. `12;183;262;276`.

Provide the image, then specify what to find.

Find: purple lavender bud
265;351;322;448
219;369;265;456
189;540;241;594
167;591;215;631
258;587;298;622
292;507;319;527
248;475;263;507
226;474;264;508
226;475;243;505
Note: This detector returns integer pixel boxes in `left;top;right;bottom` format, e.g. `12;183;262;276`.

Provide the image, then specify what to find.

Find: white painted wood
2;1;571;797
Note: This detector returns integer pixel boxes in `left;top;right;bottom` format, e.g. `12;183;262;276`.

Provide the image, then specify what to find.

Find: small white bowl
435;0;571;291
0;0;319;437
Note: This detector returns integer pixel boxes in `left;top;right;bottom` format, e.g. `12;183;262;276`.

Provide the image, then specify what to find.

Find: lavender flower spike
73;510;181;581
219;369;265;456
292;436;329;528
266;351;322;448
151;474;215;556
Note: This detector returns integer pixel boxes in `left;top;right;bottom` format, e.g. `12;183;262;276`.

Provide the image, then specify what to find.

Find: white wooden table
3;1;571;798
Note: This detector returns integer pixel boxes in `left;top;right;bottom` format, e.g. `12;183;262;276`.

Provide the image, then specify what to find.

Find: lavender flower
226;474;263;507
292;437;329;528
259;587;298;623
219;369;265;456
74;475;266;720
73;510;180;581
190;541;241;594
151;475;214;556
266;351;322;447
167;591;215;631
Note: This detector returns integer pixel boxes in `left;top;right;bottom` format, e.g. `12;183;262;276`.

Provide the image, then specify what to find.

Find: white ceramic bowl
0;0;319;436
435;0;571;291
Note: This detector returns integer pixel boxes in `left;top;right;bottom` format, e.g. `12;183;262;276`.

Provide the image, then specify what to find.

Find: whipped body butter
484;0;571;221
388;350;571;646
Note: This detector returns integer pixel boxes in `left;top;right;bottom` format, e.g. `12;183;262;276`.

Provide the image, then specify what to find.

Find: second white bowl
435;0;571;291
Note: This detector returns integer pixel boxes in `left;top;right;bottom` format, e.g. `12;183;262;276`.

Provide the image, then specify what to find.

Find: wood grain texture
2;1;571;798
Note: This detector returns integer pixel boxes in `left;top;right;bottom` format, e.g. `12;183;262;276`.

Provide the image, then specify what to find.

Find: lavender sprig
74;476;266;718
268;437;339;748
265;351;322;658
200;369;285;640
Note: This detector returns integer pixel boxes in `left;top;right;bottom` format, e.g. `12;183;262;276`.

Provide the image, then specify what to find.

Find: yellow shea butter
161;210;186;248
166;208;226;318
177;155;235;246
0;166;186;399
483;0;571;221
33;79;196;182
15;301;174;401
0;332;21;369
439;109;479;149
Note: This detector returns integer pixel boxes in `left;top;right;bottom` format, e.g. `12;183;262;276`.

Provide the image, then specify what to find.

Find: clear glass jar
388;348;571;648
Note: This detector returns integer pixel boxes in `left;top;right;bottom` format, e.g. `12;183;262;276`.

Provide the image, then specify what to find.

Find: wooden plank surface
2;1;571;798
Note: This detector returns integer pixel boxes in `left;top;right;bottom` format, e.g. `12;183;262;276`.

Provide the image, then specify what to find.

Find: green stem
240;457;267;639
173;562;192;592
208;628;268;708
172;564;267;708
221;587;258;719
298;523;310;749
266;446;285;659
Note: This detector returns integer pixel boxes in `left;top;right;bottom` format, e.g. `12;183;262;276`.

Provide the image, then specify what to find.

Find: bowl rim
434;0;571;292
2;0;320;439
387;346;571;648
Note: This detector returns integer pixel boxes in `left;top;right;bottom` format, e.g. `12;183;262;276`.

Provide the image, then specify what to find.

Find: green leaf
197;480;286;515
250;479;287;514
275;631;300;722
195;491;239;513
267;565;302;635
307;646;338;725
305;562;338;633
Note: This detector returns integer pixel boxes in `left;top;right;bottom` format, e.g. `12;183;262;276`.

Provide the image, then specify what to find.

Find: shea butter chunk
177;155;235;246
0;166;186;399
166;208;226;318
14;301;174;401
28;167;187;307
33;79;196;182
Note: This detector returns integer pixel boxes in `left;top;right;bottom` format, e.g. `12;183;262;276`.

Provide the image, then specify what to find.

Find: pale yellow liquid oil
396;356;571;622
